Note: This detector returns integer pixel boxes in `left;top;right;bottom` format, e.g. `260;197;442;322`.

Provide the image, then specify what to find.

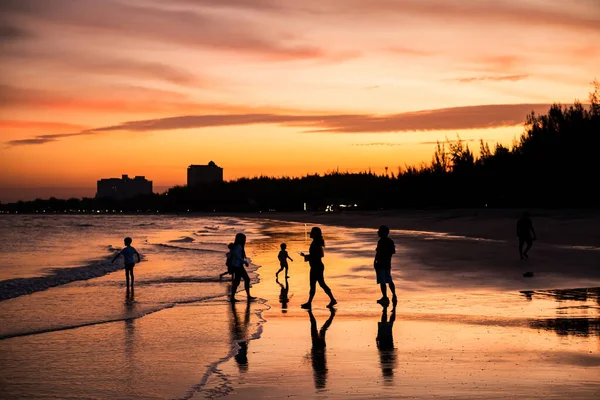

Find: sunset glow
1;0;599;201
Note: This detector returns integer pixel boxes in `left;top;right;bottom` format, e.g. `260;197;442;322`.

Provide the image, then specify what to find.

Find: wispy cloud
1;0;341;62
352;142;403;147
5;103;555;147
454;74;529;83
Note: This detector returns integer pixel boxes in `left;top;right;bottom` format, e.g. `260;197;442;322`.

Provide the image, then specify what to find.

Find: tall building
187;161;223;186
96;175;153;200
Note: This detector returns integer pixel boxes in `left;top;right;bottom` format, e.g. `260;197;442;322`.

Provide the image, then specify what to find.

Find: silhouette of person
376;304;397;384
230;300;251;372
308;308;335;390
112;237;141;291
517;211;537;260
300;227;337;309
276;276;289;312
275;243;293;278
220;243;234;280
230;233;256;302
374;225;397;306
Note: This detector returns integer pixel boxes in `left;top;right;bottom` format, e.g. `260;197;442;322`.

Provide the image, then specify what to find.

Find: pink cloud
5;103;557;146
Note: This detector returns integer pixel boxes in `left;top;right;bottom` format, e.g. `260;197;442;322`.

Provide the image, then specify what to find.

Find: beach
1;212;599;399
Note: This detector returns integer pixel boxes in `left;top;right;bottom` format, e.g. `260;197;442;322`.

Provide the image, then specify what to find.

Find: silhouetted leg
276;266;284;277
240;268;255;299
231;270;241;301
125;269;130;289
518;237;525;259
317;275;336;305
129;268;134;289
302;274;318;308
524;239;533;257
389;281;397;302
285;265;289;278
380;283;387;298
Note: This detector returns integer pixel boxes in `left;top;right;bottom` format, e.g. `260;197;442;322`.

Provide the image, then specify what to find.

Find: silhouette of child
230;233;256;302
220;243;234;280
374;225;397;305
111;237;141;291
300;227;337;309
276;243;293;278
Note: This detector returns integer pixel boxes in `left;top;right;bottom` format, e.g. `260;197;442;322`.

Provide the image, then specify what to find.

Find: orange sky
1;0;599;201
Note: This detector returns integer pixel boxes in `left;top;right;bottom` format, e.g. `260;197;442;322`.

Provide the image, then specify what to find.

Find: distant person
276;276;289;312
220;243;234;280
517;211;537;260
300;227;337;309
111;237;141;291
230;233;256;302
376;304;397;384
276;243;293;278
308;307;335;390
374;225;397;305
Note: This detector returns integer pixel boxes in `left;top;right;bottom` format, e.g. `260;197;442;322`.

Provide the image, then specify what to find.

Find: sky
1;0;599;201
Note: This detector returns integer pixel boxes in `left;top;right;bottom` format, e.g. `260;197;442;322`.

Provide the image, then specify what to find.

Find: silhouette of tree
3;83;599;212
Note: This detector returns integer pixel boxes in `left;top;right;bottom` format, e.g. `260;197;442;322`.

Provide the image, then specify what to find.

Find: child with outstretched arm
112;237;141;291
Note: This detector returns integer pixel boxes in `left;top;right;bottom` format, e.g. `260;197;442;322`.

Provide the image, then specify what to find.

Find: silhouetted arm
135;250;141;263
287;254;294;262
111;250;121;264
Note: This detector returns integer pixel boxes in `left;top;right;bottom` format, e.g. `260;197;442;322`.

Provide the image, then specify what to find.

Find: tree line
3;83;599;213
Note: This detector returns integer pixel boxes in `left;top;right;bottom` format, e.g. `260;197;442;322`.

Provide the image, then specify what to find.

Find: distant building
187;161;223;186
96;175;153;200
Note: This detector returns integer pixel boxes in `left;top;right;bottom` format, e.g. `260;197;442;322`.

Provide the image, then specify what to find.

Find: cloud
5;103;556;147
0;23;33;41
0;0;338;62
166;0;600;32
387;46;433;57
454;74;529;83
0;120;87;131
0;84;308;115
352;142;403;147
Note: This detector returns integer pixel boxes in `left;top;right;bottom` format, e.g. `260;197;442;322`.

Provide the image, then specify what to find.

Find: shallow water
1;215;599;399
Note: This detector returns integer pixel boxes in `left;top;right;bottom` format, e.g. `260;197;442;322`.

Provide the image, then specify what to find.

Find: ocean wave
169;236;195;243
137;276;224;285
0;293;235;340
0;258;124;302
154;243;224;253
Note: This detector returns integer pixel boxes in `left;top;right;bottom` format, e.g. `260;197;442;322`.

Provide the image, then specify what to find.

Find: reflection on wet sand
124;289;136;396
276;276;289;313
230;301;251;372
308;308;335;390
521;287;600;337
376;304;397;385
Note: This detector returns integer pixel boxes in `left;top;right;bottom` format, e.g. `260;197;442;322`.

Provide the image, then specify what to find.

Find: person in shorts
374;225;397;305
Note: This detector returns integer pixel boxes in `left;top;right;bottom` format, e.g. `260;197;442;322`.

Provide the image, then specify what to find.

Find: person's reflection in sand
308;308;335;390
376;304;397;385
276;276;289;313
230;300;251;373
124;289;136;395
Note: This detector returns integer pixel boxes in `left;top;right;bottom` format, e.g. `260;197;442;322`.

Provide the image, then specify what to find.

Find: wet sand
199;216;600;399
1;214;599;399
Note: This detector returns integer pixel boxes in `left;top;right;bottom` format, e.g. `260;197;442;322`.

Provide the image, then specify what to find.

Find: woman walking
300;227;337;309
230;233;256;302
